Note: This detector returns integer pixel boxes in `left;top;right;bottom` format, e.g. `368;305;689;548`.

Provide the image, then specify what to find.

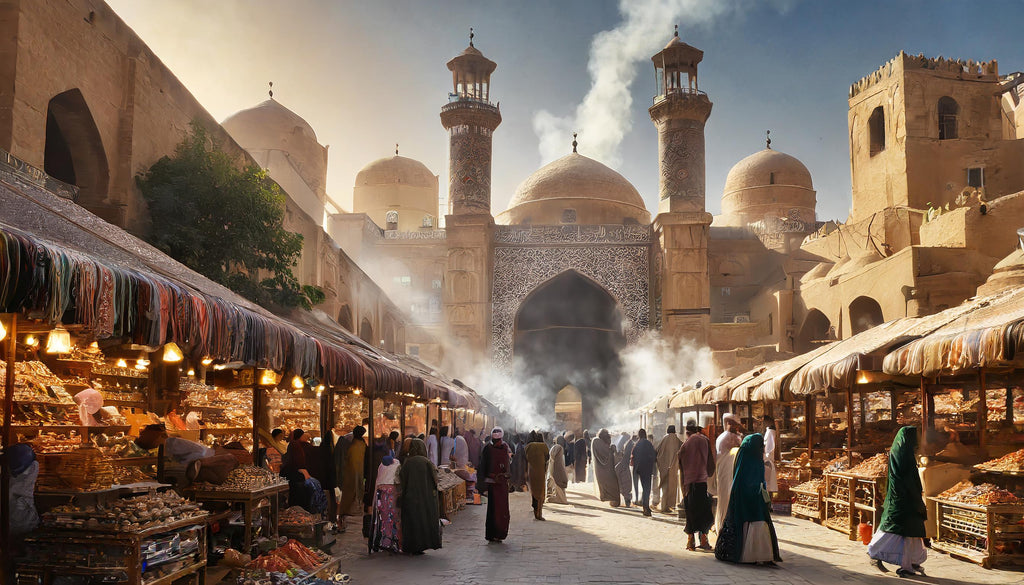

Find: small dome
723;149;812;194
222;99;318;144
354;156;436;189
502;153;649;224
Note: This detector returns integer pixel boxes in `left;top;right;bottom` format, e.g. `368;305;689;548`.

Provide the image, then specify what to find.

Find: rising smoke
533;0;794;167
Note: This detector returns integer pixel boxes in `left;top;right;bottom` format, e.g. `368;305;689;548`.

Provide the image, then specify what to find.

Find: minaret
650;26;713;346
441;30;500;364
440;28;502;215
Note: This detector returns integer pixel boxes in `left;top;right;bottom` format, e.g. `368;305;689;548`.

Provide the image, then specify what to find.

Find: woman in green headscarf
397;438;442;554
868;426;927;577
714;433;781;566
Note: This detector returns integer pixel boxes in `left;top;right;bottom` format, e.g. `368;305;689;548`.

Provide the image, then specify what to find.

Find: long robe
339;438;366;516
655;432;682;513
869;426;927;571
615;438;634;503
525;441;549;500
763;427;778;493
712;430;743;532
714;433;780;564
547;444;569;504
573;438;588;482
481;440;511;541
592;432;620;506
510;441;528;491
679;432;715;535
398;440;441;554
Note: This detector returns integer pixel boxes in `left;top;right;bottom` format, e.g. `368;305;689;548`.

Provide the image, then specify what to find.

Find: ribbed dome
355;156;436;189
507;153;646;212
723;149;812;194
222;99;318;144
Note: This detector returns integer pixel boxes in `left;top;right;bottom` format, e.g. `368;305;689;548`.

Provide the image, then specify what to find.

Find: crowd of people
261;417;928;578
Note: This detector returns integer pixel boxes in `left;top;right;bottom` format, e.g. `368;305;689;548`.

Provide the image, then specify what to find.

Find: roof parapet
850;51;999;98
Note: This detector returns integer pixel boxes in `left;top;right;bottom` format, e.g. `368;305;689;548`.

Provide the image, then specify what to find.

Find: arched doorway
513;270;624;429
337;304;353;331
554;384;583;434
849;296;884;335
795;309;832;353
359;317;374;345
44;89;109;213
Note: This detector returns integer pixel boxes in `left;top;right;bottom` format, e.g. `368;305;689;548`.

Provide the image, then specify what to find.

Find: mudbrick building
6;0;1024;428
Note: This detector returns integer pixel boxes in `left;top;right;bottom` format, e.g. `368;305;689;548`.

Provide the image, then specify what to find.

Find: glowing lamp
353;388;362;395
45;326;72;354
212;364;226;371
291;375;304;390
259;369;278;386
0;319;5;342
24;334;38;347
137;357;150;367
316;384;325;392
201;357;213;366
187;368;196;377
162;342;184;363
116;358;128;368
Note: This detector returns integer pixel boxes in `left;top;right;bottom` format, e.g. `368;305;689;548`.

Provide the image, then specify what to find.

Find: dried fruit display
42;490;204;532
976;449;1024;473
792;478;823;494
847;453;889;478
939;481;1021;506
279;505;318;527
191;465;285;492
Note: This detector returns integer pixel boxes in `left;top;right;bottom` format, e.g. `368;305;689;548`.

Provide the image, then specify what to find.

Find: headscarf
7;443;35;477
382;454;395;466
549;443;568;488
722;433;779;563
878;426;926;537
399;437;413;463
491;427;503;441
723;413;741;425
73;388;104;426
407;437;428;458
598;428;611;444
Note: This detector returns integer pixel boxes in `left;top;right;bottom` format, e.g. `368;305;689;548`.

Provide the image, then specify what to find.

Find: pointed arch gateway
44;89;110;216
513;269;625;432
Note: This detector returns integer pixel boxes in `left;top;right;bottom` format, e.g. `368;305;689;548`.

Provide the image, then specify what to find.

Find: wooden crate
930;497;1024;569
791;484;823;523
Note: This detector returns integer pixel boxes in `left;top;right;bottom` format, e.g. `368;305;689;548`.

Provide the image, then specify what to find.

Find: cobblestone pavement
329;484;1024;585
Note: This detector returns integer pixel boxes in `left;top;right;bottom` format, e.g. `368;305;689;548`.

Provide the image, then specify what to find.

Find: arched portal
849;296;884;335
795;309;832;353
554;384;583;434
359;318;374;345
44;89;109;212
513;270;624;429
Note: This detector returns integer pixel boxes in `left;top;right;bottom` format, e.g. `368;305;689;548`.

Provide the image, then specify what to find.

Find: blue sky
107;0;1024;222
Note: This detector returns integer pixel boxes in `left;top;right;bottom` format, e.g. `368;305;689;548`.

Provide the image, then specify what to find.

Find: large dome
355;156;436;189
723;149;812;193
497;153;650;225
222;99;319;145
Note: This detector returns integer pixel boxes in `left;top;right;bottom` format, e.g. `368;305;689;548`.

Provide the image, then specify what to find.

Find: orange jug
858;522;873;545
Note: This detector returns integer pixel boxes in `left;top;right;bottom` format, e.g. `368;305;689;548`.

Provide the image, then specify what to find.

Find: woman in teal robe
397;438;442;554
714;433;781;565
868;426;926;577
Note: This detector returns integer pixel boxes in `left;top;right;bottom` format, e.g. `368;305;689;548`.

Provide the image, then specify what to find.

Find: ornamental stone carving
491;245;650;368
493;224;651;245
449;126;492;214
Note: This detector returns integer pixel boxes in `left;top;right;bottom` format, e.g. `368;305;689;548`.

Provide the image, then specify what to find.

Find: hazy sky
106;0;1024;222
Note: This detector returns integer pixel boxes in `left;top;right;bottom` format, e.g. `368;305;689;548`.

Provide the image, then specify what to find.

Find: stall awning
749;343;838;400
882;286;1024;377
669;385;705;409
710;365;770;404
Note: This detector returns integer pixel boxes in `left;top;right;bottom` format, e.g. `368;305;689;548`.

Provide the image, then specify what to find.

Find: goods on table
244;539;331;573
823;454;860;474
846;453;889;478
42;490;204;532
267;391;320;434
279;506;319;527
793;478;824;494
112;465;156;485
785;453;810;467
0;361;76;404
976;449;1024;473
939;481;1021;506
28;432;83;453
35;445;114;491
192;465;285;492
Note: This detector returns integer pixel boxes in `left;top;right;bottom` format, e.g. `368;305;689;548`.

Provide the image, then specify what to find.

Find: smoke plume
533;0;779;167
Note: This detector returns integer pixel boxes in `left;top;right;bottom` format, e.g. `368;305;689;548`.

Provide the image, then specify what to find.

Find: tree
138;121;325;310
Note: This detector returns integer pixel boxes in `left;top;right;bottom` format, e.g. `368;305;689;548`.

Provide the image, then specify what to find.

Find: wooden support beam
1;314;17;578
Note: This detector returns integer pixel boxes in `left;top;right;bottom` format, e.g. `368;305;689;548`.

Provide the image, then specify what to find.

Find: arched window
868;106;885;156
938;97;959;140
795;309;832;353
337;304;353;331
849;296;884;335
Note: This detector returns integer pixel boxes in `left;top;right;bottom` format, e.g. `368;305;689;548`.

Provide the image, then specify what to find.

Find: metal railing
652;87;707;104
445;93;498;110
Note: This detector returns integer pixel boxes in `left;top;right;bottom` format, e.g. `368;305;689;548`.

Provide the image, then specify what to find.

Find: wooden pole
1;314;16;579
979;369;987;453
806;395;815;459
251;367;260;463
400;400;407;437
845;387;855;466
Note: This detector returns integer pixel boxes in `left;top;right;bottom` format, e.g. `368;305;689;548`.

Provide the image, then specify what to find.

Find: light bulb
137;357;150;367
162;342;183;363
23;334;38;347
0;319;5;342
187;368;196;377
116;358;128;368
259;369;278;386
353;388;362;395
201;357;213;366
45;326;71;354
291;375;304;390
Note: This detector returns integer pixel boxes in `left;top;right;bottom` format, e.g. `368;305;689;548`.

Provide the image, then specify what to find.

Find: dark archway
938;96;959;140
795;309;832;353
849;296;884;335
44;89;109;213
337;304;353;331
513;270;624;429
359;317;374;345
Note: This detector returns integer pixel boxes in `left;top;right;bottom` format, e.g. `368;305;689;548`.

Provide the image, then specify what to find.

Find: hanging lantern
259;369;278;386
0;318;6;342
23;334;38;347
353;388;362;395
45;326;72;354
116;358;128;368
201;357;213;366
291;375;304;390
186;368;196;377
162;342;184;363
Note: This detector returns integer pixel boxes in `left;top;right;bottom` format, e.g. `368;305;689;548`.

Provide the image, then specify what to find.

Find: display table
791;481;823;523
930;497;1024;568
186;483;287;556
17;515;208;585
823;471;886;540
437;469;466;519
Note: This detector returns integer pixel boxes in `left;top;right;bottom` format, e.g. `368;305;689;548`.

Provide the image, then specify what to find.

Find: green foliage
138;121;324;310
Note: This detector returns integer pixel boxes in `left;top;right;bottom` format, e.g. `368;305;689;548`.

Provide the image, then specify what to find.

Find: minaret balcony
652;87;707;105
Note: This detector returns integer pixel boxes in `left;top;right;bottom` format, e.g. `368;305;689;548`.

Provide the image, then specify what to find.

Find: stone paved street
329;484;1024;585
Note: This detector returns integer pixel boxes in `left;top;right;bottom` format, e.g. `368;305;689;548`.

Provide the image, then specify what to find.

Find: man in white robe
712;413;744;532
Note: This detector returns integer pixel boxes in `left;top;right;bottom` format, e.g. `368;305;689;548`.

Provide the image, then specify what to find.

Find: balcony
652;87;707;105
445;94;499;110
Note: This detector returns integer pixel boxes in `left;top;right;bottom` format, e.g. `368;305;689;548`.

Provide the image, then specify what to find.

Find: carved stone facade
490;225;651;368
447;126;493;214
650;96;713;214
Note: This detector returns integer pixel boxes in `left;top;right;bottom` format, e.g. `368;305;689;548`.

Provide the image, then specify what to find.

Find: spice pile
792;478;823;494
939;481;1021;506
847;453;889;478
193;465;285;492
279;506;319;527
244;539;330;573
976;449;1024;473
42;490;204;532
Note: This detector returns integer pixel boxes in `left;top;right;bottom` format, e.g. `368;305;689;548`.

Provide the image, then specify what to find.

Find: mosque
9;0;1024;432
221;31;1024;429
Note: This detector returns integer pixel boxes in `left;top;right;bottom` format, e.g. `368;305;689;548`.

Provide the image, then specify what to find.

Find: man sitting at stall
453;429;478;497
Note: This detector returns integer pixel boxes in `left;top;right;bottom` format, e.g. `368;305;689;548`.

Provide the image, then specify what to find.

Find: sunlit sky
107;0;1024;222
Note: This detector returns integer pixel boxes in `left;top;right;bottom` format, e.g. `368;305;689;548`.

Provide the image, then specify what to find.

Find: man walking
655;425;683;514
631;428;657;516
679;420;715;551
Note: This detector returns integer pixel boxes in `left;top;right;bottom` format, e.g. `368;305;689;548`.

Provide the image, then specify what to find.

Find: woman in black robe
480;427;511;542
509;434;528;492
573;433;588;483
397;438;441;554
